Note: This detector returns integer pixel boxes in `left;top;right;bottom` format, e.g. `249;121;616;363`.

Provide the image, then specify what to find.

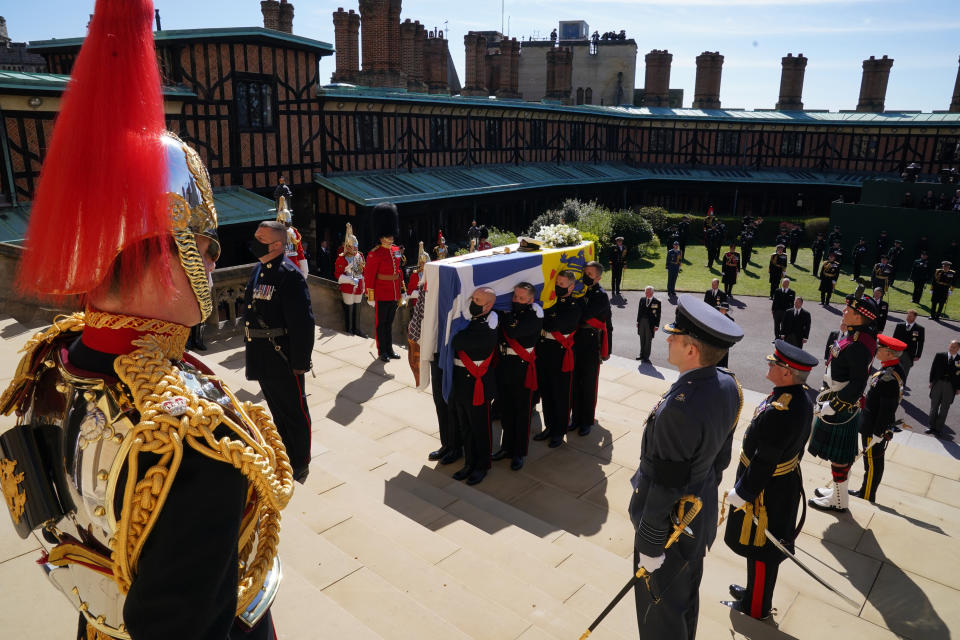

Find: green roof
0;70;196;97
315;162;870;206
318;87;960;127
29;27;333;55
0;187;274;244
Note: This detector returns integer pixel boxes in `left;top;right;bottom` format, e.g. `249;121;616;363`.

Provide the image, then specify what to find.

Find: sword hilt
666;494;702;548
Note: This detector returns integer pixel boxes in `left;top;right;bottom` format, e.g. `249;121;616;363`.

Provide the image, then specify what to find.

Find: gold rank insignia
674;393;686;402
771;393;792;411
0;458;26;523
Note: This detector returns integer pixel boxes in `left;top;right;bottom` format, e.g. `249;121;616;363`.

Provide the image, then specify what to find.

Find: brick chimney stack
856;55;893;112
692;51;724;109
400;19;427;91
776;53;807;110
332;8;360;82
495;38;521;99
423;31;450;94
261;0;280;31
545;46;573;104
643;49;672;107
952;55;960;112
357;0;406;88
462;32;489;96
277;0;294;33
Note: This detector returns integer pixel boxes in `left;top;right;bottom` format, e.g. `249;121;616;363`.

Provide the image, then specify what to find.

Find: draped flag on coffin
420;241;595;401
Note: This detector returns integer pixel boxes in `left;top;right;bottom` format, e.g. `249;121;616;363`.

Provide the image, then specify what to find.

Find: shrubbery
486;227;517;247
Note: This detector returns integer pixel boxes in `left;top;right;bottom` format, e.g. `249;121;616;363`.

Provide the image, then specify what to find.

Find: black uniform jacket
860;363;904;437
610;245;628;268
768;253;788;282
819;261;840;291
242;255;315;379
929;351;960;389
725;384;812;561
630;366;740;559
451;313;499;395
892;323;924;360
703;288;728;308
910;258;930;284
578;285;613;352
780;307;811;341
499;305;543;381
825;326;877;409
542;294;583;336
636;296;661;331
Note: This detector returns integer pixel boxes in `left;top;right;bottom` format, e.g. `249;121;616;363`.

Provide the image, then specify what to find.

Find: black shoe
848;488;863;498
548;438;563;448
293;466;310;485
925;427;943;438
567;423;578;432
729;584;746;600
722;598;771;620
440;449;463;465
636;355;643;360
578;424;592;436
452;466;472;481
466;469;487;485
510;456;524;471
353;329;369;339
194;342;208;351
379;354;391;362
491;448;510;461
428;447;449;462
388;352;402;359
808;498;846;513
533;431;551;442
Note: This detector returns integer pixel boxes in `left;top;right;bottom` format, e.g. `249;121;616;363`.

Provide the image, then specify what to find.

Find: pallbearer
723;341;817;620
570;262;613;437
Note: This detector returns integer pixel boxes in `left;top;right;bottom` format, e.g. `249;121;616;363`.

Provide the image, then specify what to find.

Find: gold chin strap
84;309;190;360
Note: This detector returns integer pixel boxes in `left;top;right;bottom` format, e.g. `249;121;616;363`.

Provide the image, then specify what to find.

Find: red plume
16;0;169;302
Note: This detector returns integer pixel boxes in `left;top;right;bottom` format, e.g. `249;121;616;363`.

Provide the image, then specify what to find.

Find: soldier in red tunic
364;203;404;362
334;222;367;337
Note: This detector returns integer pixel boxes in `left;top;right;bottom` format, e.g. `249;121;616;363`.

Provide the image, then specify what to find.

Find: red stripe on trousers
751;560;766;618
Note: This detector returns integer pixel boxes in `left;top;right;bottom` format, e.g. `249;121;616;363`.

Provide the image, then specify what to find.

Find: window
780;131;804;157
649;128;674;153
936;137;958;162
716;130;740;155
485;119;502;149
355;113;381;152
576;88;584;105
235;76;275;130
585;88;593;105
529;120;546;148
430;117;450;151
851;134;878;159
606;125;619;152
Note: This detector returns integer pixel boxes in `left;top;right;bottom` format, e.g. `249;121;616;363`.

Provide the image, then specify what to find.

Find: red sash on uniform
502;334;537;390
457;350;494;405
584;317;609;359
551;331;576;372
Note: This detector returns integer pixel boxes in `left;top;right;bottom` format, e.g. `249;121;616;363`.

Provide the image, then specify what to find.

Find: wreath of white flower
534;223;583;248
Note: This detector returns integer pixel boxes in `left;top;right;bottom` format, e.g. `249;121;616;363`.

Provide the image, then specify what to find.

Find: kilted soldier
666;241;682;297
811;232;826;278
850;335;906;503
852;238;868;281
819;252;840;305
636;286;661;362
534;271;584;447
364;202;404;362
450;287;499;485
768;245;788;299
334;222;367;337
930;260;956;320
571;262;613;437
871;255;894;293
609;236;628;298
493;282;544;470
723;340;816;620
722;244;741;297
910;251;931;304
809;294;879;513
629;296;743;639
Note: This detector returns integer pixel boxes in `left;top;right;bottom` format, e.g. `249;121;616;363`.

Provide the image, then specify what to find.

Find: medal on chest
253;284;275;300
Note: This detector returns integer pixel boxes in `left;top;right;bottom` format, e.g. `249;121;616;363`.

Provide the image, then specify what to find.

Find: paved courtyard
0;311;957;639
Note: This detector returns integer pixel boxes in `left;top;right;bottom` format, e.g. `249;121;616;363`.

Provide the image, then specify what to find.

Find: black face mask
555;284;569;297
512;302;530;314
249;239;272;259
469;301;484;317
582;274;594;286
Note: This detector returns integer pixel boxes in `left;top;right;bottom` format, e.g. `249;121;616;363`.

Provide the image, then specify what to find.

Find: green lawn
600;243;959;317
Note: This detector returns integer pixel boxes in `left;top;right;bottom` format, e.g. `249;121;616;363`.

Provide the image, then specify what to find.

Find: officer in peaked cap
629;295;744;639
723;340;816;620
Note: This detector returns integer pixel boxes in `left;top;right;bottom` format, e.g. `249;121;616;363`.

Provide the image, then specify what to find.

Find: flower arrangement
534;223;583;248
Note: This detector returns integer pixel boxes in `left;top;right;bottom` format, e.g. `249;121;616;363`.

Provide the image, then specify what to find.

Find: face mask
512;302;530;314
582;274;594;286
249;239;272;258
469;301;484;317
555;285;569;297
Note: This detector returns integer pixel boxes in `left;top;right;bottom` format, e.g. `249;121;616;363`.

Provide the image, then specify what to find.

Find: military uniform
364;206;404;360
243;252;316;482
534;294;583;446
629;296;743;640
496;303;543;467
450;311;499;484
811;235;826;278
334;222;366;337
609;242;628;297
721;250;741;296
827;228;843;249
636;294;662;362
909;255;931;304
875;233;890;264
871;261;894;293
852;241;868;280
930;264;956;320
819;259;840;304
666;246;682;296
887;242;905;286
677;219;690;256
872;296;889;334
740;229;755;267
788;227;802;265
571;283;613;435
852;338;905;503
724;341;815;620
771;286;796;339
893;320;924;385
928;349;960;436
768;251;788;299
706;225;721;269
434;242;449;261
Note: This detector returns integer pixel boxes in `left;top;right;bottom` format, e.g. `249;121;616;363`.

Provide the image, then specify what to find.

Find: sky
4;0;959;112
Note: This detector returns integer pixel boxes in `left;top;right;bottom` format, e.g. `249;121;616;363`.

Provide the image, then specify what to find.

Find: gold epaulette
771;393;792;411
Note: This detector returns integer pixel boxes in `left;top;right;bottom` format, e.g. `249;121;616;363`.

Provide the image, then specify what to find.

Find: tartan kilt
808;408;860;465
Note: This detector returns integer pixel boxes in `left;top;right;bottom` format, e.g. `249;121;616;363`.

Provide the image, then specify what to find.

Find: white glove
817;401;836;417
637;552;665;572
367;298;376;308
726;488;746;508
